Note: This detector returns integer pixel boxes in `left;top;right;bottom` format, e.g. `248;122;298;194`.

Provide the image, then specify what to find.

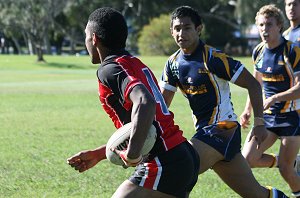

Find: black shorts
192;121;241;161
129;141;200;198
264;111;300;137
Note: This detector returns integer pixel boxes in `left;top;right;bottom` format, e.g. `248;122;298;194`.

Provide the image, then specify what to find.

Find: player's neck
290;20;300;29
181;42;198;55
265;36;283;49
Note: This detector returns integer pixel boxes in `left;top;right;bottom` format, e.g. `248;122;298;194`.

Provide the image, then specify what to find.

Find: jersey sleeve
205;48;244;83
159;56;179;92
288;44;300;74
97;63;141;109
252;42;264;71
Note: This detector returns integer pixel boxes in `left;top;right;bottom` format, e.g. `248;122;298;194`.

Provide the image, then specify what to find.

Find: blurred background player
160;5;287;198
67;7;199;198
240;4;300;197
283;0;300;46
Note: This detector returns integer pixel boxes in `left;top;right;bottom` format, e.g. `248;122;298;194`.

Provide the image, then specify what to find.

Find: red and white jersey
97;50;186;152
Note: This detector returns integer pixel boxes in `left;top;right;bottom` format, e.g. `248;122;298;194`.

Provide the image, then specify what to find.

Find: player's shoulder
252;42;265;59
253;42;265;53
167;49;181;63
283;27;292;38
98;55;126;81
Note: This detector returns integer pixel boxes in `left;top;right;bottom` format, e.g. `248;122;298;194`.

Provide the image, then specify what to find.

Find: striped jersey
283;25;300;47
97;49;186;152
253;38;300;114
160;40;244;131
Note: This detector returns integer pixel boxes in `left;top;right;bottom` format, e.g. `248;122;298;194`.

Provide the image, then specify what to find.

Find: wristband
253;117;264;127
125;154;143;164
119;151;142;166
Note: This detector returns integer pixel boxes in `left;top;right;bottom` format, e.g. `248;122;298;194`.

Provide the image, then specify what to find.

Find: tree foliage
0;0;288;57
138;14;178;56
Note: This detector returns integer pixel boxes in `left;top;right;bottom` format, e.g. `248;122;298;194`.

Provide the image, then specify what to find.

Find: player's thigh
279;136;300;166
242;129;278;160
112;180;175;198
212;153;267;197
190;138;223;174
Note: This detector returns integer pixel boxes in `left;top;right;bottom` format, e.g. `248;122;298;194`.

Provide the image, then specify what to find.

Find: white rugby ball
106;122;157;166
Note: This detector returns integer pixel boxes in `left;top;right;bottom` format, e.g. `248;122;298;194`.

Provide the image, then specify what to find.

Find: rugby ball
105;122;157;166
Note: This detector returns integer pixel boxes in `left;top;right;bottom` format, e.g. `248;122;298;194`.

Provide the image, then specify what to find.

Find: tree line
0;0;285;61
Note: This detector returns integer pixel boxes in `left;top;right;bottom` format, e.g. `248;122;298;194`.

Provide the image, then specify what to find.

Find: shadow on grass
38;62;95;69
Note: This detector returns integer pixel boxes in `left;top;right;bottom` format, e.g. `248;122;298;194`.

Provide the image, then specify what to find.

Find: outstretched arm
67;145;106;173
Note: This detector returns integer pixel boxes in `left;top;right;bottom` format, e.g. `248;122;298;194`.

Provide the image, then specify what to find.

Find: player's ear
92;33;99;46
196;25;203;36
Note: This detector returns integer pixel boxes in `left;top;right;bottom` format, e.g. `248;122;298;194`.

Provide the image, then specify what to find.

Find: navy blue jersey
160;41;244;130
283;25;300;47
253;38;300;114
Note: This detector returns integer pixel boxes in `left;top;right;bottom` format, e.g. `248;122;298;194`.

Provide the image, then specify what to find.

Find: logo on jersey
265;67;272;73
278;61;284;65
182;84;207;95
198;68;208;74
187;77;193;83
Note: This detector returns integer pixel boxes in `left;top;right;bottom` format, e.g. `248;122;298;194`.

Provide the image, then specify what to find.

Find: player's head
170;6;202;29
85;7;128;63
170;6;203;54
285;0;300;23
255;4;284;33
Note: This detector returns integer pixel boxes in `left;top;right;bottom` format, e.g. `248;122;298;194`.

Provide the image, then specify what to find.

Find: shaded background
0;0;286;60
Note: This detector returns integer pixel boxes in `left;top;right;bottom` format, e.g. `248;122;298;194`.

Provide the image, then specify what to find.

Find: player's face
256;15;282;46
85;23;101;64
285;0;300;22
171;17;201;54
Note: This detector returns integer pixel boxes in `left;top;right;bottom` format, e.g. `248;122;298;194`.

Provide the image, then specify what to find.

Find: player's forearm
244;95;253;113
92;145;107;160
271;82;300;102
247;80;264;118
128;86;156;159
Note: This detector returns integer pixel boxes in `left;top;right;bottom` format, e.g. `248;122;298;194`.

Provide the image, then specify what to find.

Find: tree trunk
36;43;45;62
11;36;22;54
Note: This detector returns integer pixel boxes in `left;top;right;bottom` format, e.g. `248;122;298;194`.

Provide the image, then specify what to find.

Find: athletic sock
269;153;279;168
292;190;300;197
266;186;288;198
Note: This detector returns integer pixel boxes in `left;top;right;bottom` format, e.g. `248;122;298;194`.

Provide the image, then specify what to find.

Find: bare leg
242;130;278;167
189;138;223;174
213;153;269;198
278;136;300;192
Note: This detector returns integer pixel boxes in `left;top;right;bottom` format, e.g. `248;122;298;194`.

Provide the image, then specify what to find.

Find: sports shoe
294;154;300;175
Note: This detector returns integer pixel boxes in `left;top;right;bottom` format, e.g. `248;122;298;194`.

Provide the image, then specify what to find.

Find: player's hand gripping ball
105;122;157;166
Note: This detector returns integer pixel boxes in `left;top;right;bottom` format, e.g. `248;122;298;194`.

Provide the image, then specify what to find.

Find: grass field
0;55;290;197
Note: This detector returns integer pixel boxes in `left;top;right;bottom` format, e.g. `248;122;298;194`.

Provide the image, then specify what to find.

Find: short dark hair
88;7;128;50
170;6;202;28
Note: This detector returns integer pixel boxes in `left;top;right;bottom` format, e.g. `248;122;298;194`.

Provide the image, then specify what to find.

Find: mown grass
0;55;289;197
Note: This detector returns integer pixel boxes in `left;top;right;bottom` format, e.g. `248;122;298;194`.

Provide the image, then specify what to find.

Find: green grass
0;55;290;197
